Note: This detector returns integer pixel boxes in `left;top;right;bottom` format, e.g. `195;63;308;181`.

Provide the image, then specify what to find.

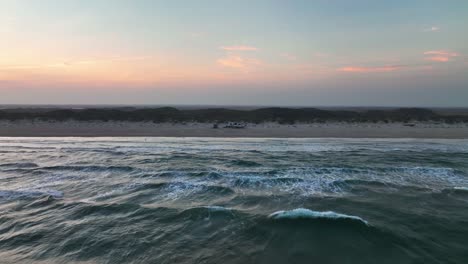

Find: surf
268;208;369;225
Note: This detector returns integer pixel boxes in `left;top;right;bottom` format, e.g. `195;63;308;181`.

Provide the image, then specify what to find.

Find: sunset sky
1;0;467;106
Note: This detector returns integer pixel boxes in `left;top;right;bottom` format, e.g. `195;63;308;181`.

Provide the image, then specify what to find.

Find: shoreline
1;121;467;138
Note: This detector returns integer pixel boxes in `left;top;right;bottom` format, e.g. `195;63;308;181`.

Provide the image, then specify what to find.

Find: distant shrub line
0;107;467;124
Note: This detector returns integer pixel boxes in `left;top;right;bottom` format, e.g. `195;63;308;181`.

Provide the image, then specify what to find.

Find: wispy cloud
220;45;258;51
424;51;458;56
424;50;459;62
338;65;404;73
423;26;440;32
0;63;68;70
217;54;261;72
0;56;153;70
280;53;297;61
425;56;450;62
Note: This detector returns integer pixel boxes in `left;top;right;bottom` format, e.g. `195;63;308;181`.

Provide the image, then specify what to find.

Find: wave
280;166;467;190
231;177;304;187
268;208;368;225
331;179;431;192
29;164;465;186
176;206;237;220
440;186;468;197
39;165;137;173
59;147;126;155
133;182;235;195
0;189;63;200
333;179;391;187
83;181;236;203
68;202;235;223
66;202;178;220
284;166;461;177
181;205;233;214
0;162;39;168
152;171;223;179
135;165;467;197
230;159;261;167
201;205;232;212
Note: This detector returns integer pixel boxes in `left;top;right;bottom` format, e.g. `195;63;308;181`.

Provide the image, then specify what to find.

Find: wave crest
268;208;368;225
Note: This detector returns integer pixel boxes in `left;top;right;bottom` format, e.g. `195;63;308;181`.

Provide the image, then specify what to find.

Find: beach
1;120;467;138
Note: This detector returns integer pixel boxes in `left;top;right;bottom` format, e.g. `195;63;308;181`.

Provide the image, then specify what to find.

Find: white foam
202;205;231;212
268;208;368;225
454;187;468;191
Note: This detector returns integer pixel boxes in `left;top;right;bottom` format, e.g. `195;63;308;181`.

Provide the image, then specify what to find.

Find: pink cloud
217;55;261;71
424;50;459;62
425;56;450;62
220;45;258;51
424;51;458;56
338;65;403;73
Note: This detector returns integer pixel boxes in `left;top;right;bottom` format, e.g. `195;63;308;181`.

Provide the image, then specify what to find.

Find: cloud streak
217;54;261;72
0;56;153;71
280;53;297;61
338;65;404;73
220;45;258;51
424;50;459;62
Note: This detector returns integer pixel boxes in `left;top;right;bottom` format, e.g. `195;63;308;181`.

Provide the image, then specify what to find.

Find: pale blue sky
1;0;467;106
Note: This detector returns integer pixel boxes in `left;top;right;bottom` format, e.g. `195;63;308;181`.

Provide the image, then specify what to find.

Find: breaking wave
268;208;368;225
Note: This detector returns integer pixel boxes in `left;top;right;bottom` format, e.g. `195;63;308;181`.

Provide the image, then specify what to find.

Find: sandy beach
0;120;467;138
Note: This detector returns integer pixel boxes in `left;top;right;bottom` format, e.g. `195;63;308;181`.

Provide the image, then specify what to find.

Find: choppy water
1;137;468;264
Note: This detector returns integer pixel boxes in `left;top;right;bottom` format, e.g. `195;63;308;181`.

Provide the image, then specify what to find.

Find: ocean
1;137;467;264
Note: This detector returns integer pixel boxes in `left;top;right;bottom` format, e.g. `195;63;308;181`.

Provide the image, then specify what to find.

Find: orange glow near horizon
0;37;463;90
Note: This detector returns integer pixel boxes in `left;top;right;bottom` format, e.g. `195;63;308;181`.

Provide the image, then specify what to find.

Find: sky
1;0;467;107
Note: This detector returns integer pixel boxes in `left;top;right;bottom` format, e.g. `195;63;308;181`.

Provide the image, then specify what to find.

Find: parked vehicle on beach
224;122;246;129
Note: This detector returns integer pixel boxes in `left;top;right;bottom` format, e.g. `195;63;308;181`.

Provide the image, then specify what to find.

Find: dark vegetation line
0;107;467;124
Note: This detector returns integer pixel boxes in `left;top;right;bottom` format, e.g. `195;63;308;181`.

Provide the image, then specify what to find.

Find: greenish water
1;138;468;263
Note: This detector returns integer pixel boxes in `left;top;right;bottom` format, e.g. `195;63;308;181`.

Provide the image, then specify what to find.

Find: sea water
1;137;468;263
